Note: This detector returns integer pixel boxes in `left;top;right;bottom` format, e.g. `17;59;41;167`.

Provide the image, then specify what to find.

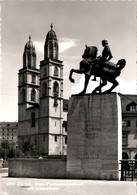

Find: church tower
18;36;39;108
18;36;40;150
39;24;64;155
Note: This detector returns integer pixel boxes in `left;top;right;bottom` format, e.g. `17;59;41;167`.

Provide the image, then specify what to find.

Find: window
122;133;128;146
53;82;59;97
31;75;36;83
135;154;137;167
31;89;36;102
43;67;48;76
122;120;130;127
43;136;45;142
55;135;57;142
63;122;67;132
54;66;58;76
65;136;67;144
31;112;36;127
21;88;26;103
130;105;137;111
42;82;47;96
122;152;129;159
28;53;31;67
22;75;25;84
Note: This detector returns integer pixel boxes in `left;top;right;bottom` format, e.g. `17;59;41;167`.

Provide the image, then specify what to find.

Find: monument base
66;93;122;180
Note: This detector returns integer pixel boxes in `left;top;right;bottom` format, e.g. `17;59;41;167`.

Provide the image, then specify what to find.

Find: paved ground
0;168;137;195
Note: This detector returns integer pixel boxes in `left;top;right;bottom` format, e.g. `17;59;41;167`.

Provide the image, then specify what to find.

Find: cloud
34;41;44;54
59;38;79;53
34;38;79;55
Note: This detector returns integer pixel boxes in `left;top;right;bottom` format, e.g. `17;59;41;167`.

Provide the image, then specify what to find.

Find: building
0;122;18;146
18;25;68;156
120;93;137;160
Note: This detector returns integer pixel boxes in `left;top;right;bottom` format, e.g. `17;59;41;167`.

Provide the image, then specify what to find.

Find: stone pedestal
67;93;122;180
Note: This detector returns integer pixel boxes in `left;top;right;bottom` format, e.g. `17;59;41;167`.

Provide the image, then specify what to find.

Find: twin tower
18;25;68;156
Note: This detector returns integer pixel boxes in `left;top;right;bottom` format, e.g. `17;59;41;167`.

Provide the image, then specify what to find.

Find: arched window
65;136;67;145
22;75;25;84
21;88;26;103
42;82;47;96
28;53;31;67
31;89;36;102
54;66;58;76
32;52;36;68
53;82;59;97
122;152;129;159
43;67;48;76
31;112;35;127
31;75;36;83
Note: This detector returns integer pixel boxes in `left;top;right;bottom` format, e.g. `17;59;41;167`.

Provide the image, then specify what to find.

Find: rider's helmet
102;40;108;45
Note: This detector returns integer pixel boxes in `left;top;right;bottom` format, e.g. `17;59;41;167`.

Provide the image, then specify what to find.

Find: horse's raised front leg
79;74;90;95
69;69;85;83
92;79;107;94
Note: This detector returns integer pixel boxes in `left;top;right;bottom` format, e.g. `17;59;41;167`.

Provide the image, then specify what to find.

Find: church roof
24;35;35;52
46;24;57;41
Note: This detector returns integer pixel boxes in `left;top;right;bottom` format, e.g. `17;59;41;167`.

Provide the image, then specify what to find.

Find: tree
0;140;24;159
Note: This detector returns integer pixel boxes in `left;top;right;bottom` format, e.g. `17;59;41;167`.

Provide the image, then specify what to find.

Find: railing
120;160;137;181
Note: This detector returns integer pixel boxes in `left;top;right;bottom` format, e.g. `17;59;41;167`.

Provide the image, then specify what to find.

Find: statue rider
92;40;113;81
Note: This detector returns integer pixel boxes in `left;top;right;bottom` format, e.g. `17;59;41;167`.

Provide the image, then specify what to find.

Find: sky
0;0;137;121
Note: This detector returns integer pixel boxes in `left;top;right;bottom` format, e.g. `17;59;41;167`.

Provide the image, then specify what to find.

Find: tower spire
29;35;31;41
50;23;53;30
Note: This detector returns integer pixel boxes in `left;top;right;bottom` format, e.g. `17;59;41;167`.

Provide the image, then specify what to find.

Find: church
18;25;68;156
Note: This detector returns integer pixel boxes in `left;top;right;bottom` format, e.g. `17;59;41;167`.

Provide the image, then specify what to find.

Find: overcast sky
0;0;136;121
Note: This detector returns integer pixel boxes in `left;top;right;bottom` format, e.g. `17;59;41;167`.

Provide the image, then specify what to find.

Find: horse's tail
116;59;126;72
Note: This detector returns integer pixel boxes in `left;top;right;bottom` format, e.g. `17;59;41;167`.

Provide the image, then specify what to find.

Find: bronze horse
69;45;126;94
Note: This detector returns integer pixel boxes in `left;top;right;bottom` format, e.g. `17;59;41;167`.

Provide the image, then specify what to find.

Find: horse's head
82;45;98;59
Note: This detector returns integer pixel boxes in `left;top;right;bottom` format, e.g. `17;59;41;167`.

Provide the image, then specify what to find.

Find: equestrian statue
69;41;126;94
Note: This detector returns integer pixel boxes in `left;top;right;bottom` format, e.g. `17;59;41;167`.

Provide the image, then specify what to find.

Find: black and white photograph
0;0;137;194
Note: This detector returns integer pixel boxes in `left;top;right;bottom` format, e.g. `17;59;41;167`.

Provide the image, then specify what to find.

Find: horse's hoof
103;90;111;94
92;91;97;94
79;91;85;95
69;77;75;83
